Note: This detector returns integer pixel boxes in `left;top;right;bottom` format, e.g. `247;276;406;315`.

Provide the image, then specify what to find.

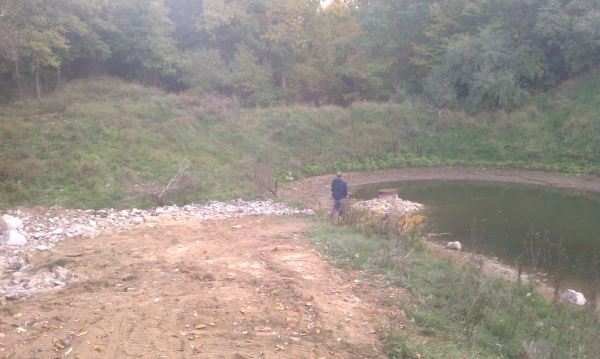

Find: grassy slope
0;69;599;209
307;224;600;359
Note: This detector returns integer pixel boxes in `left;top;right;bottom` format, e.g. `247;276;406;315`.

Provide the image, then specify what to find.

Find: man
331;172;348;221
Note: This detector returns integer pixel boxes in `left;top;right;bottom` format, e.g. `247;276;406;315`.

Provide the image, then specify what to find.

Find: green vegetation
1;0;599;109
305;208;600;358
0;71;599;209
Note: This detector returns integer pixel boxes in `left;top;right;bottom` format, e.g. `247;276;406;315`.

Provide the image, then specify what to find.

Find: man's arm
343;182;348;198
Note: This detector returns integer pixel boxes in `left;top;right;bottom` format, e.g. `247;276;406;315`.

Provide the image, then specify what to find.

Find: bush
425;29;531;113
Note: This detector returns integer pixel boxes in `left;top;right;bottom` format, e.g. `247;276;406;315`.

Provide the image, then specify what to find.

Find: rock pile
0;200;314;301
354;197;424;216
0;200;314;250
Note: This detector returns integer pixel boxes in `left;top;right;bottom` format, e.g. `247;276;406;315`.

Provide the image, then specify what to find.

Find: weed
44;258;72;270
588;255;599;314
307;208;600;358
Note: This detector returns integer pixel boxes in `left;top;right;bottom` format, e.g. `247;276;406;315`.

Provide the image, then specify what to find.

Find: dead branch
158;158;191;200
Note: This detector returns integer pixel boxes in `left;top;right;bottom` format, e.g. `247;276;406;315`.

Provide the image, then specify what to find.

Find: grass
304;210;600;359
0;68;599;209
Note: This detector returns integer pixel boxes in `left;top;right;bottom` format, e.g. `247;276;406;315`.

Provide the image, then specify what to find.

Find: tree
180;48;227;92
110;0;177;84
534;0;600;81
424;29;530;112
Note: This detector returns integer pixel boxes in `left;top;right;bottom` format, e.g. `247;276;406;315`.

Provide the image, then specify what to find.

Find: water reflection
351;180;600;289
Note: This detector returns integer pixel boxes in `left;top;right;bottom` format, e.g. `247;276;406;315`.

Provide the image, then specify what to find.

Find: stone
36;245;49;251
19;264;34;273
52;228;64;235
0;215;23;232
446;241;462;250
1;231;28;246
565;289;586;306
52;266;69;282
132;217;144;224
11;272;26;280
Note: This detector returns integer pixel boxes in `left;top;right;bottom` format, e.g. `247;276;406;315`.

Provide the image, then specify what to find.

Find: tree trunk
394;49;398;84
280;71;286;90
15;60;23;99
35;65;41;99
353;47;359;93
57;65;61;87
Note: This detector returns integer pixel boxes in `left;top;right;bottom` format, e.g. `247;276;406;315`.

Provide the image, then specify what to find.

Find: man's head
337;172;342;178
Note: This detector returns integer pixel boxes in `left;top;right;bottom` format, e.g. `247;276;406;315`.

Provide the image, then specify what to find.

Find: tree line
0;0;598;111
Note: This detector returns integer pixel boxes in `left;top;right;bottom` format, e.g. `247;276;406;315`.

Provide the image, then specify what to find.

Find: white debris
446;241;462;250
353;197;424;216
0;200;314;302
565;289;586;306
0;231;28;246
0;215;22;232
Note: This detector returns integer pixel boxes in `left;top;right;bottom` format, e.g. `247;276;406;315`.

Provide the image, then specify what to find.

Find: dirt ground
4;166;596;358
279;166;600;211
1;216;411;359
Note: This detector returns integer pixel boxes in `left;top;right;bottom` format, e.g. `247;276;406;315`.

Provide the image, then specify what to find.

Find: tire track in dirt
0;216;410;358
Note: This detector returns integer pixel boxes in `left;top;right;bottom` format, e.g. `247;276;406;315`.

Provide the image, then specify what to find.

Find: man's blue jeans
333;198;345;221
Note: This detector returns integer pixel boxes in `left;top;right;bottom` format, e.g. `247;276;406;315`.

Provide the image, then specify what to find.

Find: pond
351;180;600;290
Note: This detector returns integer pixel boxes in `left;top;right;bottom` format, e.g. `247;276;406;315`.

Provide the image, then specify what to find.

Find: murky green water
351;180;600;289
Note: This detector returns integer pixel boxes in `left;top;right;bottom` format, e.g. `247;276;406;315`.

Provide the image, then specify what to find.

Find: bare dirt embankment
1;216;410;359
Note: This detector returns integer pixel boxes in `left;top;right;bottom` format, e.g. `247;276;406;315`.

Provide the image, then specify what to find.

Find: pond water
351;180;600;290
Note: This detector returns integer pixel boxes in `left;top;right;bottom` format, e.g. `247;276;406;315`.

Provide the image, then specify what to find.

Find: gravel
0;199;315;302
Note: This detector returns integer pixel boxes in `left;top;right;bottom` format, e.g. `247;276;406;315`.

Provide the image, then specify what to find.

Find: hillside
0;70;599;209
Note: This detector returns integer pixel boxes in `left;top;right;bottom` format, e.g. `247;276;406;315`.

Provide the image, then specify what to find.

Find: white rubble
0;200;314;301
0;200;314;249
0;215;22;232
0;231;28;246
354;197;424;216
446;241;462;250
565;289;586;306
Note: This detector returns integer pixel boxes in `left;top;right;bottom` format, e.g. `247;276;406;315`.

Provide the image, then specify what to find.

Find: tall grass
306;205;600;359
0;69;599;209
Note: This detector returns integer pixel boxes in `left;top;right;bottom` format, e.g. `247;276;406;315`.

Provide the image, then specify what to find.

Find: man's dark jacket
331;178;348;200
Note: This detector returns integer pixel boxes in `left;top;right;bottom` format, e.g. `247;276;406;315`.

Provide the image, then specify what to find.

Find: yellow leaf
527;293;532;297
196;324;206;329
423;340;427;344
93;345;101;350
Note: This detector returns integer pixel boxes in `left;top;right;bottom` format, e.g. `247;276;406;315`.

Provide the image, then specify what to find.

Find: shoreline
280;166;600;211
280;166;597;302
